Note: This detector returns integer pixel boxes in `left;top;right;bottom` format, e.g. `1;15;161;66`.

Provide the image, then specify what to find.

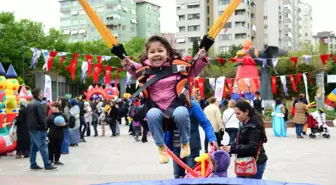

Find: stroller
307;112;331;139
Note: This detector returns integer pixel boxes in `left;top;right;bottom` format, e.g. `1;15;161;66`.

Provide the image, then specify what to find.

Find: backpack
68;115;76;128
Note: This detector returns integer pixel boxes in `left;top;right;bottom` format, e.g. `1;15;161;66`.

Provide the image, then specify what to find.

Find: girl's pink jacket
124;57;209;110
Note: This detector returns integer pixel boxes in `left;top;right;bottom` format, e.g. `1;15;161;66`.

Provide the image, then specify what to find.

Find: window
218;46;231;53
265;34;268;38
178;15;185;20
235;9;246;15
284;14;288;18
188;25;200;31
147;22;151;28
218;0;230;5
71;20;79;25
178;26;185;32
106;4;121;10
79;19;87;25
224;22;232;28
235;33;247;39
122;25;126;30
219;34;232;41
187;3;200;8
187;13;200;20
235;21;246;28
131;27;135;32
107;24;118;30
305;33;308;36
188;37;200;42
264;16;267;20
61;20;71;26
264;25;268;29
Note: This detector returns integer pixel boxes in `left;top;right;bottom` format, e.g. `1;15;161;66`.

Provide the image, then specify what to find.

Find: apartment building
59;0;138;43
298;2;313;45
136;0;161;38
175;0;264;56
264;0;313;51
313;31;336;53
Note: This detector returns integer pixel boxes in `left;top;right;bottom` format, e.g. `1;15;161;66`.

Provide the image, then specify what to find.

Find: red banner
86;54;93;77
189;77;194;93
320;54;329;66
104;66;112;85
198;78;204;98
114;67;122;88
272;76;277;94
289;75;297;92
97;56;103;74
57;56;66;72
296;73;303;85
47;51;58;71
65;53;79;80
93;64;100;84
226;78;233;97
253;78;259;91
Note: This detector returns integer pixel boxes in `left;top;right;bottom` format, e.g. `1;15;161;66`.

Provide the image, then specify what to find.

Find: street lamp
20;41;27;79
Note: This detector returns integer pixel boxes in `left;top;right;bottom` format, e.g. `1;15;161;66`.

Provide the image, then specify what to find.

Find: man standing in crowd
26;88;57;171
78;95;87;142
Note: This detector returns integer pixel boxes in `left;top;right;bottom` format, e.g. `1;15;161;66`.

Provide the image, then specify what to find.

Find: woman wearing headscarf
15;99;30;158
69;99;81;146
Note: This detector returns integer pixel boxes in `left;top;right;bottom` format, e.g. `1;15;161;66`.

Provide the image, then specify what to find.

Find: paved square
0;125;334;185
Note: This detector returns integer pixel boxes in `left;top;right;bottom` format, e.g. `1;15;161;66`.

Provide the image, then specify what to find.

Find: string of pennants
30;48;333;87
189;72;315;99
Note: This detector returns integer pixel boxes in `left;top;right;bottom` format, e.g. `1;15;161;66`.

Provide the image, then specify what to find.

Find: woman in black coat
222;101;268;179
15;100;30;158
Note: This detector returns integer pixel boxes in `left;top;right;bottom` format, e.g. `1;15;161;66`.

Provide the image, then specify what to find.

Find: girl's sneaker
158;146;169;164
180;143;191;159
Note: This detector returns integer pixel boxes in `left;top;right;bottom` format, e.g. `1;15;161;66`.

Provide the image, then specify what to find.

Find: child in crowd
209;150;230;178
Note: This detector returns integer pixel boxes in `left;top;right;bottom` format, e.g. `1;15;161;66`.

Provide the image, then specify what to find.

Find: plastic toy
85;84;119;100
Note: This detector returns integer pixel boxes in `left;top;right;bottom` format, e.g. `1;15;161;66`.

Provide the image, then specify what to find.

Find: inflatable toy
231;40;259;100
18;84;33;102
85;85;119;100
325;88;336;110
0;63;20;155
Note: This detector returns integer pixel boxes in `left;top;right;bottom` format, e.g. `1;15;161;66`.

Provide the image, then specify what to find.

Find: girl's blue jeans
147;106;190;147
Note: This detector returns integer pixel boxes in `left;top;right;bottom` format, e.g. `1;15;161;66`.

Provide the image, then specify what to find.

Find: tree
123;37;145;61
192;39;199;56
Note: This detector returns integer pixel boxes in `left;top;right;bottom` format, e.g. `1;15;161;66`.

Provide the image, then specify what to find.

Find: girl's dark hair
275;98;282;107
235;101;268;143
138;35;182;64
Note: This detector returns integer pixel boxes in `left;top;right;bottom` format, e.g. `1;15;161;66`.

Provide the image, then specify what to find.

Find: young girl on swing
121;36;209;164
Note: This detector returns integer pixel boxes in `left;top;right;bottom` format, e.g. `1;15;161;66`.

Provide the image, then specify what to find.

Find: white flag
302;73;310;104
214;76;226;101
41;50;49;70
30;48;41;69
272;58;279;68
280;76;288;96
44;75;52;101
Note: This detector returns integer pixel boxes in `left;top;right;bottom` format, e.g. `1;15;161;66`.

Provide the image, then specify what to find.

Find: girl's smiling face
147;41;168;67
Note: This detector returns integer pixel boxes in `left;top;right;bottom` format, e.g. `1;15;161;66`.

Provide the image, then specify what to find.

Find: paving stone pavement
0;124;335;185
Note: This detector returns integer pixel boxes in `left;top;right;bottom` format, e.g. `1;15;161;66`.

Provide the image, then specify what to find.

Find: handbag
9;123;17;142
234;133;262;177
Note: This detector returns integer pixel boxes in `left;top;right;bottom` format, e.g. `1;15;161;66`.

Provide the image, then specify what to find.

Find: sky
0;0;335;34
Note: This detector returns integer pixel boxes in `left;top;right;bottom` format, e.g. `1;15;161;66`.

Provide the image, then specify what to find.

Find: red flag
289;75;297;92
47;51;58;71
330;54;336;62
296;73;303;85
226;78;233;97
216;57;225;65
93;64;100;84
272;76;277;94
65;53;79;80
104;66;112;85
57;56;66;72
320;54;329;66
189;77;194;93
229;58;236;63
290;57;298;69
86;54;93;77
198;78;205;98
114;67;122;88
97;56;103;74
307;72;313;85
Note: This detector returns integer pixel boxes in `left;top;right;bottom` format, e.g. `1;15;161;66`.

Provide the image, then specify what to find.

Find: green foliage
0;12;147;92
192;39;199;57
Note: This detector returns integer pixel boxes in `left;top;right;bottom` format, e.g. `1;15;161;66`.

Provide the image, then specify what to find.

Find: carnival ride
85;85;119;101
77;0;319;184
